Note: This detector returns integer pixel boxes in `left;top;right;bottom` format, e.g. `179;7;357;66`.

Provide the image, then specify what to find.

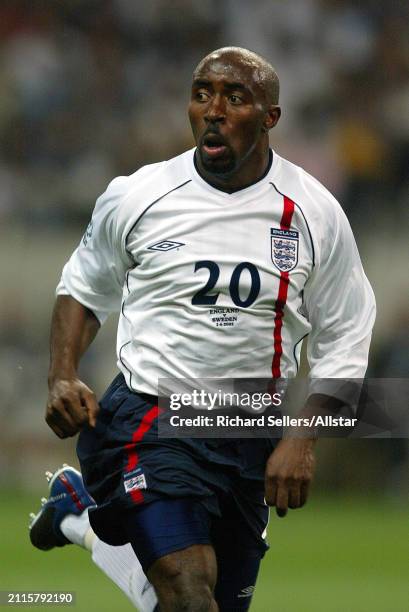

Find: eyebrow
192;79;251;94
192;79;212;88
225;82;250;93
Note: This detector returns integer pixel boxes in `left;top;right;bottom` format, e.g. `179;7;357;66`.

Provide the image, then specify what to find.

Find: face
188;54;272;177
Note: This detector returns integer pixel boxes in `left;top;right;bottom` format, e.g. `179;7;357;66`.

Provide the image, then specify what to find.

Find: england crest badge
271;228;299;272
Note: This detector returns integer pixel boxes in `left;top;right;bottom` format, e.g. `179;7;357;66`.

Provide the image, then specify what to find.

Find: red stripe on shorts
124;404;161;504
271;195;295;378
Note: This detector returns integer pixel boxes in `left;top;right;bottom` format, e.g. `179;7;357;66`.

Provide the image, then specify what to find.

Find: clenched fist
46;377;99;438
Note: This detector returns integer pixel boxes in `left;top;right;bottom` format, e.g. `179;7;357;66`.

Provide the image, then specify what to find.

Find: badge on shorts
271;228;299;272
123;467;147;493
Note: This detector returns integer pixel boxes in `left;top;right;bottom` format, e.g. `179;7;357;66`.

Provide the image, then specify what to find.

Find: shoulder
93;149;194;237
109;149;193;230
122;149;192;201
101;149;191;204
272;153;343;218
271;151;354;264
271;151;350;235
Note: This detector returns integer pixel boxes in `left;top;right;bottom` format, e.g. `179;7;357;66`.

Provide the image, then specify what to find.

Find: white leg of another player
60;512;157;611
91;537;158;612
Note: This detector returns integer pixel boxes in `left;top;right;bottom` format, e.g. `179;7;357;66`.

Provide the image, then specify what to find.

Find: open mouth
201;133;228;158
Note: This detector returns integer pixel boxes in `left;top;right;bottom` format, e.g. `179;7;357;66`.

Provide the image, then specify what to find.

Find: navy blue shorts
77;374;276;570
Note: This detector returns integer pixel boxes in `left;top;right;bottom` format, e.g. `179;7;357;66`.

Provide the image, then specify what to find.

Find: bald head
193;46;280;107
189;45;281;190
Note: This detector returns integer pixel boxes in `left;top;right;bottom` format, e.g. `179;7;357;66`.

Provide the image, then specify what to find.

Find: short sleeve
56;177;132;325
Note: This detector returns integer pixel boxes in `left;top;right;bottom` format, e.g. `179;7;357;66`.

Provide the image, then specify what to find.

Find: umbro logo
238;585;255;598
148;240;185;252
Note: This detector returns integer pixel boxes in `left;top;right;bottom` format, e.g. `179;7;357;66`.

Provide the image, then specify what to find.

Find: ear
263;105;281;132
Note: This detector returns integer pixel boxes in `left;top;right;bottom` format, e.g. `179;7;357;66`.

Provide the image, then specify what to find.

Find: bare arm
46;295;101;438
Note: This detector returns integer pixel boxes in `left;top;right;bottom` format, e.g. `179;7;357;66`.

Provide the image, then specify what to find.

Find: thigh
147;544;218;612
122;497;213;574
123;498;218;611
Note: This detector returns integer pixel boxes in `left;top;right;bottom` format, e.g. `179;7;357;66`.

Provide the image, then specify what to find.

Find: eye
195;91;210;102
229;94;243;105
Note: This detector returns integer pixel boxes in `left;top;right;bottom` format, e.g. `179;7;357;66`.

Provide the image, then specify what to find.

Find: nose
204;93;226;123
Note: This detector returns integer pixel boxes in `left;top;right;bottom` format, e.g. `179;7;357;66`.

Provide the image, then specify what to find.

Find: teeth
41;497;48;506
45;471;53;482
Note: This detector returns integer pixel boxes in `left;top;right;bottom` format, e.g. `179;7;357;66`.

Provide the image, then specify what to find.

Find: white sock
60;510;157;611
92;537;158;612
60;509;93;548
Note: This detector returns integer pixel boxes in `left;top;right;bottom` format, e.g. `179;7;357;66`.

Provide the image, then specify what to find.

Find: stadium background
0;1;408;610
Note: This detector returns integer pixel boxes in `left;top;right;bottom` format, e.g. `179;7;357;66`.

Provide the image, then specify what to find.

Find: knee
167;579;214;612
154;561;214;611
148;547;217;612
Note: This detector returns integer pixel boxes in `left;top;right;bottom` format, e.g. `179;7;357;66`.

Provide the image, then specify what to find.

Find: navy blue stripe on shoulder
125;179;192;255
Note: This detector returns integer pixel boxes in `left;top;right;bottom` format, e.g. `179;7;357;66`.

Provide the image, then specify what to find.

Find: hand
46;377;99;438
264;437;316;517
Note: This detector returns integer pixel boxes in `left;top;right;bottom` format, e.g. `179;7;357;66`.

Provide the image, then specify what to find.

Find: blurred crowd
1;0;409;225
0;1;408;487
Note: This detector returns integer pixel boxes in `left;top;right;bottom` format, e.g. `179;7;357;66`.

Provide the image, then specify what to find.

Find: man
38;47;375;611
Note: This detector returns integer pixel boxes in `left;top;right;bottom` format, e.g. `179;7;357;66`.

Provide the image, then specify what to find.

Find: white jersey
57;148;376;395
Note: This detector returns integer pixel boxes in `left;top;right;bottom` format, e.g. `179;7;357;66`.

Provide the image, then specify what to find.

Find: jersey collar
187;148;279;198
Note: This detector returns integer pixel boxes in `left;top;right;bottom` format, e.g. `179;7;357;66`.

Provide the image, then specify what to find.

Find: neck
195;145;272;194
